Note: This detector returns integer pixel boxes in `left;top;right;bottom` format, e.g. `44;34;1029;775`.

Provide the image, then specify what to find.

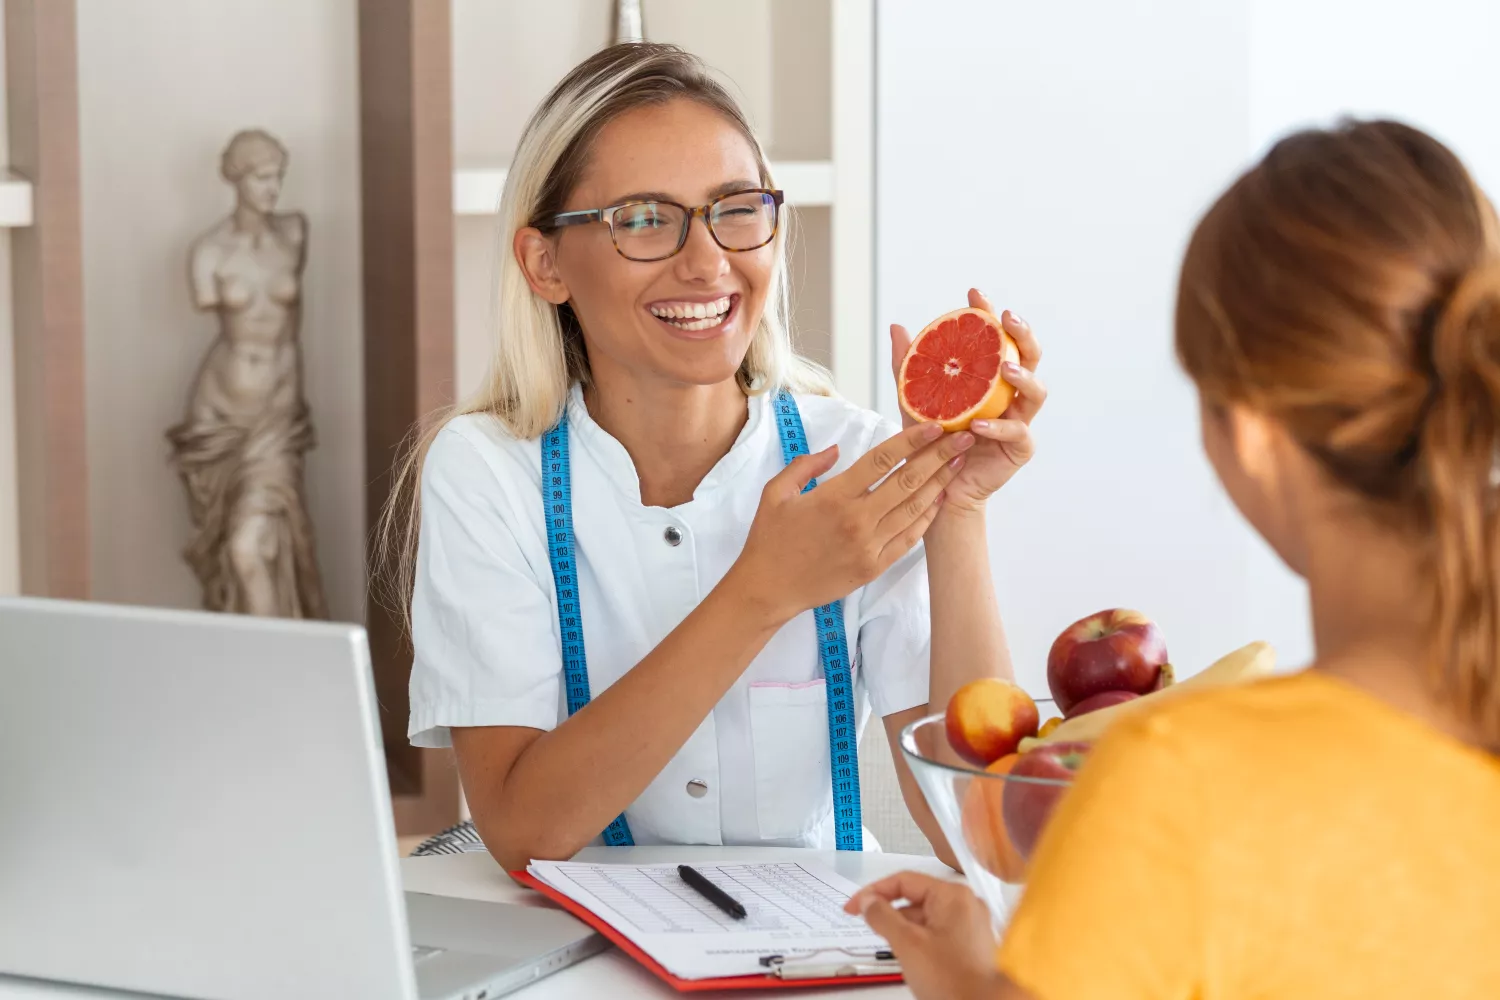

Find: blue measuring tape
770;392;863;851
541;418;633;846
540;390;863;850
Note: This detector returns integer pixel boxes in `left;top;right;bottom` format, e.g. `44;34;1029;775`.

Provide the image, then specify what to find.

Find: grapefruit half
898;307;1020;432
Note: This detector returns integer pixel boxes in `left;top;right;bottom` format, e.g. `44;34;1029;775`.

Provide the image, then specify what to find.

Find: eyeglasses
547;188;784;262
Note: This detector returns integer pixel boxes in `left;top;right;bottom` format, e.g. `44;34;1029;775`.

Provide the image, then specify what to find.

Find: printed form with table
518;860;903;989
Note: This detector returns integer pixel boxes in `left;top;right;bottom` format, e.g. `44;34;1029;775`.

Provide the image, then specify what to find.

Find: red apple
1063;689;1141;719
1046;609;1167;714
944;678;1039;767
1001;741;1090;859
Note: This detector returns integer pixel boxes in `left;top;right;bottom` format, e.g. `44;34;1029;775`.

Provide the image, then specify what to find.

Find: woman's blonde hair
1176;119;1500;747
374;42;833;626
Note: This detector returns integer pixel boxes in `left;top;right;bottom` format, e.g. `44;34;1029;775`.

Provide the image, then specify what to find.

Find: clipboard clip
759;946;901;981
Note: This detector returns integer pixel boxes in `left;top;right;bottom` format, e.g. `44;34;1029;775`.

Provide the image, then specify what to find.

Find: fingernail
935;489;947;505
922;423;943;440
949;455;966;470
971;419;991;431
1009;312;1026;327
1003;361;1023;375
953;432;975;450
858;894;876;915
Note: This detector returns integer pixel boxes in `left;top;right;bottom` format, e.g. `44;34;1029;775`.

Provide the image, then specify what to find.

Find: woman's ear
514;227;571;305
1200;395;1285;510
1226;403;1282;490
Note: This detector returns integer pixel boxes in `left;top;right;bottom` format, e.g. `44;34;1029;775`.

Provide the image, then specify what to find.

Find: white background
875;0;1500;693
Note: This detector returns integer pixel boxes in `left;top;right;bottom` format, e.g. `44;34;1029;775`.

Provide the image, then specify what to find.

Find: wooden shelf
0;172;34;227
453;160;835;215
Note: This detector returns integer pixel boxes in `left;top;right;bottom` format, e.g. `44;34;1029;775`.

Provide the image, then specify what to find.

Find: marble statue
167;129;328;619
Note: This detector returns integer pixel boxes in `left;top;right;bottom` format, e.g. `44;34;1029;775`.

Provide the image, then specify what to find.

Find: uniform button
686;778;709;798
664;526;683;547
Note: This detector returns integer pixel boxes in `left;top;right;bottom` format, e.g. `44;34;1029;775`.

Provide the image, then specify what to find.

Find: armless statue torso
168;208;328;618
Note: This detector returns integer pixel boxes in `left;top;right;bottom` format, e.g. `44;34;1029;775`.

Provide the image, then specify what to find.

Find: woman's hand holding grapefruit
892;288;1046;515
726;421;972;624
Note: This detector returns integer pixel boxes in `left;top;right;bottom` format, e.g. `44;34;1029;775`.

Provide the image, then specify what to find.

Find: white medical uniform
408;386;932;848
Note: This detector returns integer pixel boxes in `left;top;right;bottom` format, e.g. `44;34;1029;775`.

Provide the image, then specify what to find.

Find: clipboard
511;869;905;991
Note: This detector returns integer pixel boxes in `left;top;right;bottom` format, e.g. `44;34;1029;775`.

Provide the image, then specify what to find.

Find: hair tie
1430;258;1500;368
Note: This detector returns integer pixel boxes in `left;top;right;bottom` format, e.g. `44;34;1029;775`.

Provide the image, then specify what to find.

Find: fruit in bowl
1047;608;1169;714
960;753;1026;882
1001;742;1090;859
958;739;1090;886
1065;689;1141;719
902;636;1278;929
1023;639;1277;752
900;707;1073;923
944;678;1039;766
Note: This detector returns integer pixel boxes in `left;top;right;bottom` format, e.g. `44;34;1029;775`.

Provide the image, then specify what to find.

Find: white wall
877;0;1500;692
76;0;365;620
1249;0;1500;181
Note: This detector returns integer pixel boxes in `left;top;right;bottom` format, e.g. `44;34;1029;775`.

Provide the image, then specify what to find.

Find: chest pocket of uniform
748;680;832;841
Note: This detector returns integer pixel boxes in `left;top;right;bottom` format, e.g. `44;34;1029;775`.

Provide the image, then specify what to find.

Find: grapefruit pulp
898;307;1020;432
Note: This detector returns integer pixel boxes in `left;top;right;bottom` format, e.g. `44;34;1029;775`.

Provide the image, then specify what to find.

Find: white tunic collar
563;383;772;508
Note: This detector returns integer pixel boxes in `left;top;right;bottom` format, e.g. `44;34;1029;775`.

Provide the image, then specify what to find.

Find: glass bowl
898;700;1087;930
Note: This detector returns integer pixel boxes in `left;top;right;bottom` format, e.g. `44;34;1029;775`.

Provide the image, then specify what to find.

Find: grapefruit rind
897;307;1021;432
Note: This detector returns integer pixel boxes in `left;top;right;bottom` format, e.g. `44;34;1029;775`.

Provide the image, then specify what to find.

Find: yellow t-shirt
997;670;1500;1000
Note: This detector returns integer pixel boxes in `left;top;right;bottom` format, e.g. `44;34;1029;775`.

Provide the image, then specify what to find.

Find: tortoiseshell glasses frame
546;188;785;262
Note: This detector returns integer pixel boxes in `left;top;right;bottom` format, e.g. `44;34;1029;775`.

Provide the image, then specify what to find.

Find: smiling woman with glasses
375;42;1048;871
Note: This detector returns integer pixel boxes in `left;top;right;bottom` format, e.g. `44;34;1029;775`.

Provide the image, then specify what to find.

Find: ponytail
1175;119;1500;749
1421;260;1500;745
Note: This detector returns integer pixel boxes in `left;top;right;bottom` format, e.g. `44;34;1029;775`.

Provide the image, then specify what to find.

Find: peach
944;678;1039;767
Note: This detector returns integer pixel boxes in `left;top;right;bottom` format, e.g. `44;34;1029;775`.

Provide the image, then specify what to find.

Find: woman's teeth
649;296;733;331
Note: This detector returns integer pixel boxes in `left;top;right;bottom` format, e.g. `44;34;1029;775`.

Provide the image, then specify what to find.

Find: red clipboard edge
509;869;904;992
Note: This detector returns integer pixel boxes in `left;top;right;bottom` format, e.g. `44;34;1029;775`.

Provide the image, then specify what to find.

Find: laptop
0;597;606;1000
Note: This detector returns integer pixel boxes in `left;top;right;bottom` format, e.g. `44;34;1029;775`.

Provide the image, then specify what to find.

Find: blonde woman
848;120;1500;999
379;43;1047;869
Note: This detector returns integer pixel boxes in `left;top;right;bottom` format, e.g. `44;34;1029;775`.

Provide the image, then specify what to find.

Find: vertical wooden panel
5;0;88;598
358;0;459;835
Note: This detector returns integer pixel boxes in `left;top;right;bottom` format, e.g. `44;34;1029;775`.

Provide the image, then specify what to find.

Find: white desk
0;847;958;999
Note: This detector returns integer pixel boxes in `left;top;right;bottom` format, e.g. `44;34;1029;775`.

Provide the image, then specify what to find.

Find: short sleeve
855;421;933;719
997;712;1204;1000
407;425;562;748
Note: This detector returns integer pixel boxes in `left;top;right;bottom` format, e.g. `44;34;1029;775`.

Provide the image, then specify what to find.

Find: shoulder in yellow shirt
998;670;1500;1000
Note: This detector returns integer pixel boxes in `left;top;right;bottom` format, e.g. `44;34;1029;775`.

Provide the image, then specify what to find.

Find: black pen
678;864;747;919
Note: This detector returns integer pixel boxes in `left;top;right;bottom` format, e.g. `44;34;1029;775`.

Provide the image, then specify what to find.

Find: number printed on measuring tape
773;392;864;851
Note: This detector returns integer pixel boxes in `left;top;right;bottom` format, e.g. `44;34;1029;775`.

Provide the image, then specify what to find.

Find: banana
1019;640;1277;752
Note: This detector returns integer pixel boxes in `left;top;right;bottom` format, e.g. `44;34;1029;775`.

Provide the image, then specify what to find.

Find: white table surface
0;846;958;999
